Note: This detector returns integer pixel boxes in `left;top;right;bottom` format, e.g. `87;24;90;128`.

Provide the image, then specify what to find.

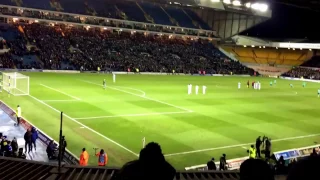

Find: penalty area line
40;84;81;100
80;80;193;113
74;111;193;120
27;94;138;157
164;133;320;157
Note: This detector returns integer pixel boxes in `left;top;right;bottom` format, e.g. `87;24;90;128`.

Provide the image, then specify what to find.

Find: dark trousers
32;140;36;150
25;142;32;153
256;147;261;158
17;117;21;126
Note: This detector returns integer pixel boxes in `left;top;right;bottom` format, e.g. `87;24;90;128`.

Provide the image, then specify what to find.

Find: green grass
1;72;320;169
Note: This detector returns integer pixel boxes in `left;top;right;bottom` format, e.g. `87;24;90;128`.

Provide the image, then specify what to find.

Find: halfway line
164;133;320;157
27;94;138;157
80;80;193;113
74;111;192;120
40;84;81;100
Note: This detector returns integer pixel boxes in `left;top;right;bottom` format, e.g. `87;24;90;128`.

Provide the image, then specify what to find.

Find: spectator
207;157;217;170
117;142;175;180
219;154;227;171
276;156;286;174
240;159;274;180
46;140;57;160
24;128;32;153
31;127;38;151
11;137;19;155
287;155;320;180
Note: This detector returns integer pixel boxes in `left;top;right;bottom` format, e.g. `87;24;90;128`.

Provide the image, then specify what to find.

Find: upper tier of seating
0;0;212;30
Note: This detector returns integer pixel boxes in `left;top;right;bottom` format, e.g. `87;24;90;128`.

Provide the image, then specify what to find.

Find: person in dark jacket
256;136;262;158
31;127;38;151
24;128;32;153
207;157;217;170
46;140;57;160
117;142;176;180
11;137;18;155
219;154;227;171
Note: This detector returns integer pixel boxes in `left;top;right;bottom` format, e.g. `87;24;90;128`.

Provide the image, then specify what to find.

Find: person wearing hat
79;148;89;166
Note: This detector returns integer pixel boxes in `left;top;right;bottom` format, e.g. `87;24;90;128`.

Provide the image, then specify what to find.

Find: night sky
242;3;320;40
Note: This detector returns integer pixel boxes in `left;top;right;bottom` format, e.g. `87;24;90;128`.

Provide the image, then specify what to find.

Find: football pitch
1;72;320;169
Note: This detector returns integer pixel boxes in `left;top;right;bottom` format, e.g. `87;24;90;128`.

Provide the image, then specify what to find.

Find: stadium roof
230;35;320;50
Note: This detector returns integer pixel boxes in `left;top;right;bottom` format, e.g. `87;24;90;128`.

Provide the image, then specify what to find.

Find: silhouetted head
100;149;104;154
240;159;273;180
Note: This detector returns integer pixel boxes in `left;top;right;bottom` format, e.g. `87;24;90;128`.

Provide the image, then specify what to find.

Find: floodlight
232;0;241;6
223;0;231;4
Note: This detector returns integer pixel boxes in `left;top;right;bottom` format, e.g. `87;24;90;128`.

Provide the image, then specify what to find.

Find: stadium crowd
0;23;250;75
283;67;320;80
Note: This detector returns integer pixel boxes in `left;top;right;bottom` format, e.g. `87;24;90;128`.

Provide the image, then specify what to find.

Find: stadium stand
0;0;211;30
222;46;313;66
0;23;249;75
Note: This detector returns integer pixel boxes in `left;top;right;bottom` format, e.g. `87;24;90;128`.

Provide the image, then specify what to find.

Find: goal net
2;72;30;96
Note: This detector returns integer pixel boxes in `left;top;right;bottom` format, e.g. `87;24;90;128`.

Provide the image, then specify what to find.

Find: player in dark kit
247;80;250;88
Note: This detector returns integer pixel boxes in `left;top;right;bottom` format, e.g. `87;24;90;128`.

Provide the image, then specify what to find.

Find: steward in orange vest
96;149;108;166
79;148;89;166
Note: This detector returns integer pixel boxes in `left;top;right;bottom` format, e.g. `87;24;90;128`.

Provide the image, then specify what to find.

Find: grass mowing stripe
27;94;139;157
164;133;320;157
40;84;81;100
42;100;79;102
74;111;193;120
80;80;194;112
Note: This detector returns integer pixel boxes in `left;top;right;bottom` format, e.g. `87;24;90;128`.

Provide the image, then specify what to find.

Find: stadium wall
0;100;79;165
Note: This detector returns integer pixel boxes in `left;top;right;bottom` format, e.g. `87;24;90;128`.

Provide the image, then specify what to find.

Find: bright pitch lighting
223;0;231;4
232;0;241;6
211;0;220;2
245;2;251;8
251;3;269;12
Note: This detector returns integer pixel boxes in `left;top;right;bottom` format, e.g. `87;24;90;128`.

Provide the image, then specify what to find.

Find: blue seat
22;0;54;10
116;1;147;22
59;0;87;14
140;3;173;26
184;9;211;30
86;0;118;18
164;6;196;29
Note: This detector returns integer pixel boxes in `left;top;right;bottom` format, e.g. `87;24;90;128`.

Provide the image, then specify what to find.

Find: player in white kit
202;85;207;95
113;73;116;83
238;82;241;89
195;85;199;95
188;84;192;95
258;82;261;90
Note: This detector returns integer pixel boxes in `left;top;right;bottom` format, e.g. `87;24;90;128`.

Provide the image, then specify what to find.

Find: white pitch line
27;94;138;157
164;133;320;157
40;84;81;100
81;80;193;112
41;100;79;102
113;86;146;97
74;111;193;120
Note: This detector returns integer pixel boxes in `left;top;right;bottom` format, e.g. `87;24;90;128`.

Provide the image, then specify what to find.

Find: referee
16;105;21;126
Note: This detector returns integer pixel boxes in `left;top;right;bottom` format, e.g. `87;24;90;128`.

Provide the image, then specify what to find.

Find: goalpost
1;72;30;96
